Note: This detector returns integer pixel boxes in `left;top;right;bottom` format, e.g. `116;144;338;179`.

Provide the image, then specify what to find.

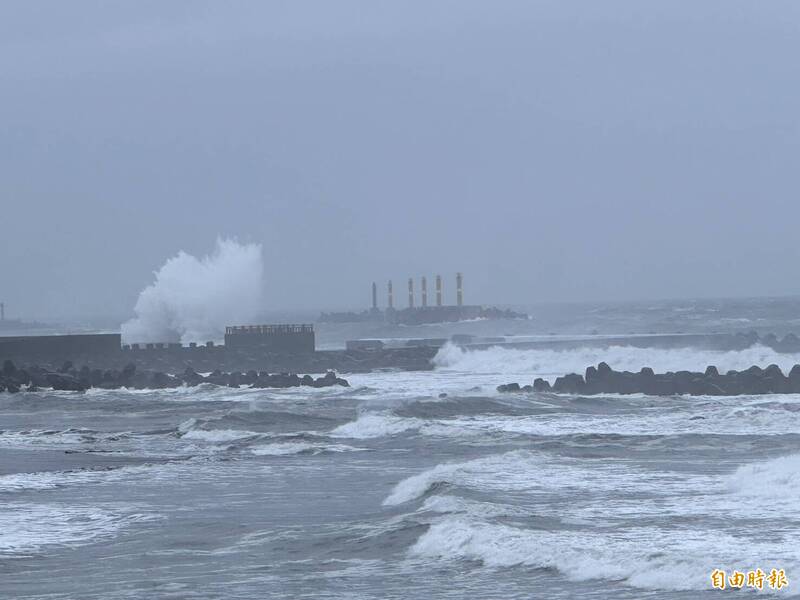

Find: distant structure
224;324;315;354
0;303;50;333
318;273;528;324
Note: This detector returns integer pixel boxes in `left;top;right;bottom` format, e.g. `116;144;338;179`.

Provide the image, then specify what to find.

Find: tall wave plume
121;238;263;344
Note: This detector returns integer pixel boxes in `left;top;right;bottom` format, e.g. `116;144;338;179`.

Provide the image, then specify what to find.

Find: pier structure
224;324;315;354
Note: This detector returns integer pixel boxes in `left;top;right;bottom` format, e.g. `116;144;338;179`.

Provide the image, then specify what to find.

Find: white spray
121;238;264;344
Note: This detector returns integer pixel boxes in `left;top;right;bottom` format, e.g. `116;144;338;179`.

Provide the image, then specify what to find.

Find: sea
2;296;799;599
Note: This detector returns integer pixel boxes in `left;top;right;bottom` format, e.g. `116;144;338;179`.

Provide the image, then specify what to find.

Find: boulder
497;382;521;393
58;361;74;374
533;378;551;392
45;372;87;392
182;367;204;386
150;371;181;389
514;361;800;397
552;373;585;394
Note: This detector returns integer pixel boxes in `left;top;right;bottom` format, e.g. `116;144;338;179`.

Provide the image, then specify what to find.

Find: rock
497;383;521;393
252;373;295;388
513;362;800;397
552;373;585;394
3;360;17;376
45;372;87;392
182;367;204;386
90;369;104;386
15;369;30;385
156;371;182;388
205;369;230;386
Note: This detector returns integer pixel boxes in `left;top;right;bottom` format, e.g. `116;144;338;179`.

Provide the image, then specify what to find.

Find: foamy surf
409;517;798;592
0;504;159;556
250;442;366;456
330;413;424;439
433;342;800;383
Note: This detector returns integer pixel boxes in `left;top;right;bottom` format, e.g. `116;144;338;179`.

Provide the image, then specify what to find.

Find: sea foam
433;342;800;381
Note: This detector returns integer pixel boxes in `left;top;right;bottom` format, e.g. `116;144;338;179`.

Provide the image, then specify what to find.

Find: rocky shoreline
498;362;800;396
0;360;349;393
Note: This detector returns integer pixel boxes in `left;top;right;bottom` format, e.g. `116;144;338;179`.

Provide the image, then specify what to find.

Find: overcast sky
1;1;799;319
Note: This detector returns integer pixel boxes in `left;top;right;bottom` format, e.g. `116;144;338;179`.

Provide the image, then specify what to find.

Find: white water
394;450;800;591
0;504;158;556
121;238;263;344
433;342;800;382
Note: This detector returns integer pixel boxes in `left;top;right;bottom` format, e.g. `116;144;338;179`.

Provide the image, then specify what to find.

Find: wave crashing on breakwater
121;238;263;344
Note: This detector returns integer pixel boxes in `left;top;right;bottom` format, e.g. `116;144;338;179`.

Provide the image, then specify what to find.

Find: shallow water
3;303;800;598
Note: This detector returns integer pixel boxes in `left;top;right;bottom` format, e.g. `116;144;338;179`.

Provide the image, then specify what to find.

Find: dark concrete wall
0;333;121;363
224;331;315;354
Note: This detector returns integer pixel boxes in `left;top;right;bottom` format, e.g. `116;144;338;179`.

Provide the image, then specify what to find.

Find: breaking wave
395;451;800;591
0;504;158;556
727;452;800;510
250;442;366;456
433;342;800;381
408;517;793;591
121;238;263;344
330;413;423;439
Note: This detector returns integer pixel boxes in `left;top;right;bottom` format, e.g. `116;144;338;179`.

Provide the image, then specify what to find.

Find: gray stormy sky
1;1;799;320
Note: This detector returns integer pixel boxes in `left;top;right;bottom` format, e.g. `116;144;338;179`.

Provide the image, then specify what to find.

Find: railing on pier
225;324;314;336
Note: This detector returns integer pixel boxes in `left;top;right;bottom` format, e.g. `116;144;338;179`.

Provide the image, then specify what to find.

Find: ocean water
2;299;800;599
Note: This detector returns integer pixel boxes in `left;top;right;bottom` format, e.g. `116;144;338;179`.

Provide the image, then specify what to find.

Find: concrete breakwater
4;330;800;382
118;346;439;375
0;360;349;393
498;361;800;396
0;338;438;375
